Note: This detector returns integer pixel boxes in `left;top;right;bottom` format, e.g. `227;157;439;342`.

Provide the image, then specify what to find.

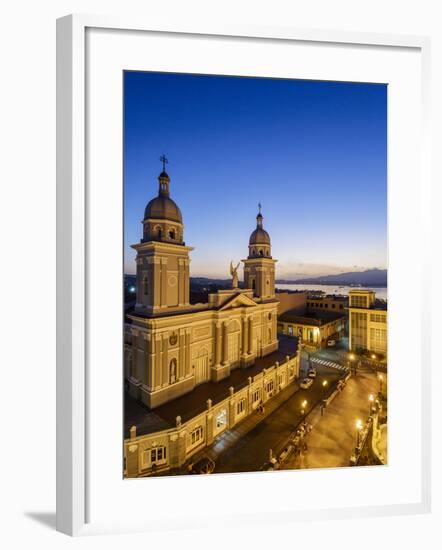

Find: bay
276;283;388;301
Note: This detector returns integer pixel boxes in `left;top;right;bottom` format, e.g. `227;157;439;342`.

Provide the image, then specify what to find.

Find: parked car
308;368;317;379
327;339;336;347
189;456;215;474
299;378;314;389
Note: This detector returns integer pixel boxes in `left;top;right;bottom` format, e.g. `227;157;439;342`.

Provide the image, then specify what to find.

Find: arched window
251;279;256;290
259;249;264;257
143;276;148;296
169;229;175;240
268;328;272;343
169;358;177;384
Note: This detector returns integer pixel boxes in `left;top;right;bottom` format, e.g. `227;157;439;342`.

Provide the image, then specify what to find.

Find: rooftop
124;334;299;438
279;309;346;326
348;300;388;312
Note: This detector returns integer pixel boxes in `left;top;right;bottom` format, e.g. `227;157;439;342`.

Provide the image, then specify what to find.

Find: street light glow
302;399;307;408
369;394;374;402
322;380;328;387
356;419;363;430
349;354;355;361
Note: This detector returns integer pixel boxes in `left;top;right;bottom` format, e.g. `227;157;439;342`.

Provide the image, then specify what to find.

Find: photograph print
123;71;388;478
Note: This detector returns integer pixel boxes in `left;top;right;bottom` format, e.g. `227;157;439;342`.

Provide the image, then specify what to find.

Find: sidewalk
182;380;299;468
282;369;381;470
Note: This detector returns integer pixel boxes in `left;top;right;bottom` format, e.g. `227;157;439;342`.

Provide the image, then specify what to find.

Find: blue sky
124;72;387;279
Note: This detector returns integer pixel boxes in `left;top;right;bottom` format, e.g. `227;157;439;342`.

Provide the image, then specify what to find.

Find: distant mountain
277;268;387;287
190;277;233;287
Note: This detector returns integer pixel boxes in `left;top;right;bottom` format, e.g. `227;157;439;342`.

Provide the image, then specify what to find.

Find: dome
143;169;183;224
249;227;271;245
144;195;183;223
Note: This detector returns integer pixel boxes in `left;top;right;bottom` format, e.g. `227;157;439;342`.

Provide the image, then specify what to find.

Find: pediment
218;292;258;311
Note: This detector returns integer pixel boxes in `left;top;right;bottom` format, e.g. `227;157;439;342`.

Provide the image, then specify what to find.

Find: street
282;365;380;470
213;358;343;473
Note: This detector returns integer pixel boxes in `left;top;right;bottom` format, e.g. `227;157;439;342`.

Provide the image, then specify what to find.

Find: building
306;294;347;314
348;289;387;356
277;291;307;316
277;309;346;348
124;167;300;476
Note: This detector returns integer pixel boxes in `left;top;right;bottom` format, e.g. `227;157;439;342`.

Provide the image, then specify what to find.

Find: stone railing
124;353;299;477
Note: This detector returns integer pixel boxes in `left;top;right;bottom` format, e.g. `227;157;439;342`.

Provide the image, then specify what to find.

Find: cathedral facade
125;169;281;409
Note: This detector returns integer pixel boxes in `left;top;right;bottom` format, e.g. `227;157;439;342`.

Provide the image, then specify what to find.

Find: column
131;329;139;379
185;329;191;376
178;259;185;307
178;330;185;380
184;260;190;305
222;322;228;365
153;258;161;309
248;317;253;355
215;323;222;365
147;333;155;390
135;258;143;307
162;334;169;387
242;317;247;354
160;258;168;307
154;335;162;388
143;333;151;388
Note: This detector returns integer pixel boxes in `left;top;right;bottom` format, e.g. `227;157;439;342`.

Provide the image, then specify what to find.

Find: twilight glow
124;72;387;279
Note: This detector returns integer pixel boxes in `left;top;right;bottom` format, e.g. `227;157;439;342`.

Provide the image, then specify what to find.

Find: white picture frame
56;14;431;536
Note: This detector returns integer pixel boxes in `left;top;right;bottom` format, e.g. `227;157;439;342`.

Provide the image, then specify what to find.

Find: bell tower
132;157;193;314
243;205;277;300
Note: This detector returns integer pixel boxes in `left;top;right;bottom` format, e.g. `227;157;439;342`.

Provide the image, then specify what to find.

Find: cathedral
125;165;283;409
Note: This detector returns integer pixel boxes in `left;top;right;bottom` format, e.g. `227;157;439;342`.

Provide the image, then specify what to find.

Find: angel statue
230;261;240;289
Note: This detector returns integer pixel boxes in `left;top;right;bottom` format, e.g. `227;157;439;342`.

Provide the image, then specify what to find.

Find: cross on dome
160;154;169;172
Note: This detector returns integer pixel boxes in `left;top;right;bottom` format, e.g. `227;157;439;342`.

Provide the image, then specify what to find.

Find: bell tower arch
243;205;277;300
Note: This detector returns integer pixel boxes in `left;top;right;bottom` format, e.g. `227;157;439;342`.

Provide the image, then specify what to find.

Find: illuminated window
144;446;167;468
169;358;177;384
369;328;387;353
252;389;261;403
189;426;203;447
216;409;227;429
350;296;367;308
236;399;246;415
370;313;386;323
266;380;274;393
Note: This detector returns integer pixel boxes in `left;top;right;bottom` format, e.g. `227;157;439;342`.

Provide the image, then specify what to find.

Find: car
327;339;336;347
299;378;314;389
189;456;215;474
308;368;317;379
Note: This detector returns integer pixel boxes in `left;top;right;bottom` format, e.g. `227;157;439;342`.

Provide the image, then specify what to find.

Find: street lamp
378;374;384;393
368;393;374;415
322;379;328;399
301;399;307;428
355;418;363;447
348;353;356;374
371;354;377;361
